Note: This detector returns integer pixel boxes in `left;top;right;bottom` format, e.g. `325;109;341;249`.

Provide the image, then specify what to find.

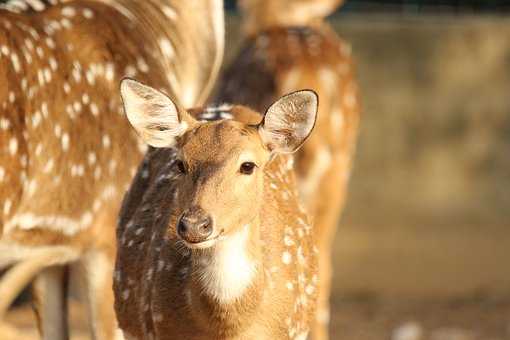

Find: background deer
114;79;319;340
215;0;360;339
0;0;224;338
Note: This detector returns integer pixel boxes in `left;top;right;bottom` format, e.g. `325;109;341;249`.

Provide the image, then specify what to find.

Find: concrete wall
225;14;510;299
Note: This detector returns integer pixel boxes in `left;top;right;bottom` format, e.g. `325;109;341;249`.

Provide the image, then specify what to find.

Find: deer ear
120;78;197;148
259;90;318;153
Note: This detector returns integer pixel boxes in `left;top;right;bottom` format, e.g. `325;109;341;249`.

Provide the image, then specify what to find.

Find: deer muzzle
177;206;214;244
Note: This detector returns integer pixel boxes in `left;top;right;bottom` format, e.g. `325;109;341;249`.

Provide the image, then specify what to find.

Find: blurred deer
114;79;319;340
216;0;360;339
0;0;224;338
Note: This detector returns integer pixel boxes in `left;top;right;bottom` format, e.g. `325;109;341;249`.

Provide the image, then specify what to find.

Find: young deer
114;79;320;340
0;0;223;338
216;1;360;338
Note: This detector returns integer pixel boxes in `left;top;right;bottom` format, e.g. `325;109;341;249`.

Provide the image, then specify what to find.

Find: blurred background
221;0;510;339
2;0;510;339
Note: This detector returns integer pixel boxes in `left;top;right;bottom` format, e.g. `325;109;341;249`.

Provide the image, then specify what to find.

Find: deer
113;78;320;340
215;1;360;338
0;0;224;339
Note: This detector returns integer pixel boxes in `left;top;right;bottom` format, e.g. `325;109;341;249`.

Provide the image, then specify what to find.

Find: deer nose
177;207;213;243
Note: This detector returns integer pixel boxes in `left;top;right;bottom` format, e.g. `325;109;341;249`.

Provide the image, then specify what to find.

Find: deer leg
310;167;349;340
79;250;118;340
311;248;333;340
32;265;69;340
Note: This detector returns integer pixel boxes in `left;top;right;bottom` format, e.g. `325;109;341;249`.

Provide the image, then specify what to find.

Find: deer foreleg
79;250;118;340
32;265;70;340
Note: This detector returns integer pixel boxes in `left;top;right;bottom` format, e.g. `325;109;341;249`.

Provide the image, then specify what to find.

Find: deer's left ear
259;90;318;154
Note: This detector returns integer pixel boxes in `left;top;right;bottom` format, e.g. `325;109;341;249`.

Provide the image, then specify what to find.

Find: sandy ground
330;298;510;340
2;297;510;340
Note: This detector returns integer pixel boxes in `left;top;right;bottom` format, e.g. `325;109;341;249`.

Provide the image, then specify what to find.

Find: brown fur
0;0;223;338
239;0;344;36
215;3;360;339
114;103;319;340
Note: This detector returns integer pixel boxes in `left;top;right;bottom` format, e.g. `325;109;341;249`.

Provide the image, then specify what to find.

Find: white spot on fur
3;199;12;216
90;102;99;116
299;147;331;205
5;212;94;235
32;111;42;127
54;124;61;137
284;235;294;247
88;152;97;165
282;251;292;265
294;331;309;340
345;90;357;109
0;118;10;130
102;134;111;148
61;133;70;151
331;107;344;132
43;159;54;173
8;137;18;155
124;65;136;77
316;308;330;324
159;38;174;59
61;6;76;17
35;143;43;156
82;8;94;19
162;5;177;19
136;57;149;73
392;322;423;340
11;52;21;73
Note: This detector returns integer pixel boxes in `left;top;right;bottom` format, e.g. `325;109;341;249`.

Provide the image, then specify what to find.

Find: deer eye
175;160;187;174
240;162;256;175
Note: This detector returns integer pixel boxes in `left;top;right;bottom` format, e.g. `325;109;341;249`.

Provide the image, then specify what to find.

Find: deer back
239;0;344;36
216;23;360;213
0;0;224;246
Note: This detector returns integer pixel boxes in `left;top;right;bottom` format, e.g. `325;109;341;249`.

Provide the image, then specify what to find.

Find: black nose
177;206;213;243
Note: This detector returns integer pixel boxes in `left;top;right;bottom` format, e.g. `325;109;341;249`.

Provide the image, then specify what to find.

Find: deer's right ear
259;90;318;154
120;79;197;148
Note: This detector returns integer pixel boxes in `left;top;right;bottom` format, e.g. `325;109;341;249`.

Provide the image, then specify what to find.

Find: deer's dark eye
240;162;256;175
176;160;187;174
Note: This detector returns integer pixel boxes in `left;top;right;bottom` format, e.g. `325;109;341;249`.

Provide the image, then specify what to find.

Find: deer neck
187;218;265;334
191;218;263;302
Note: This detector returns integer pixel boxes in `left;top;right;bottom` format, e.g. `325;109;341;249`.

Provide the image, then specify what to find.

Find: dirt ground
330;298;510;340
2;297;510;340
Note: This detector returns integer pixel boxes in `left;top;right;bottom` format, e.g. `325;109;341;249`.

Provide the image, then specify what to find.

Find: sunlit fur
216;1;360;339
0;0;224;337
115;84;319;340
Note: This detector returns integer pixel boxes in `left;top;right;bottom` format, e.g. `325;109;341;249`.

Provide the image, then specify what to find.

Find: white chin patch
196;225;256;303
182;231;226;250
183;238;218;250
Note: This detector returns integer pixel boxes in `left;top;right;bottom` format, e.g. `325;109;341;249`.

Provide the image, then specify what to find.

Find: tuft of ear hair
120;78;197;148
259;90;318;153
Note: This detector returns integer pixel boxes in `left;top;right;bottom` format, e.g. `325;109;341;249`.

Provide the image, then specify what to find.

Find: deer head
120;79;317;249
239;0;344;35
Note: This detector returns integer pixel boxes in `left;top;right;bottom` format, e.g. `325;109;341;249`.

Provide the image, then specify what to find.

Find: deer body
114;80;320;340
216;1;360;339
0;0;223;338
